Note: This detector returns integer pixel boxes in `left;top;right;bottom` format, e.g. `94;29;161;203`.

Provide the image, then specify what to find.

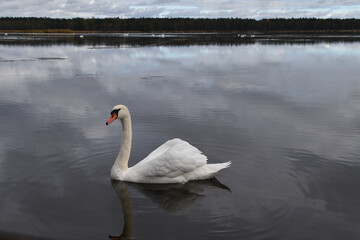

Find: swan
106;104;231;184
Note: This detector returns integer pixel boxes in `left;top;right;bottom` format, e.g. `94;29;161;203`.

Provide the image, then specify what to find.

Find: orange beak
106;113;117;125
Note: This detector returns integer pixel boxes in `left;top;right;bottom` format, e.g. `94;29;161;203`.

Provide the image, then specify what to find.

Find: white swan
106;104;231;184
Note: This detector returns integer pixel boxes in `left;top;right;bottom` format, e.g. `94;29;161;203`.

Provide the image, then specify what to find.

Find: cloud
0;0;359;18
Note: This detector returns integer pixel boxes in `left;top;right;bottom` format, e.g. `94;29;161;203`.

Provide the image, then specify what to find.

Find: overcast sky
1;0;360;19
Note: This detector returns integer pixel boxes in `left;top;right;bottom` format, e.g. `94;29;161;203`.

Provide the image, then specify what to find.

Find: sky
1;0;360;19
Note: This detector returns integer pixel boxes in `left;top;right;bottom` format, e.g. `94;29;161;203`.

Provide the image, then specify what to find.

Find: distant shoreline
1;17;360;34
1;29;360;34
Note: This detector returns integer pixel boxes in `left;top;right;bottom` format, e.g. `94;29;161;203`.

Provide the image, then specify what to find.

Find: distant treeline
1;17;360;32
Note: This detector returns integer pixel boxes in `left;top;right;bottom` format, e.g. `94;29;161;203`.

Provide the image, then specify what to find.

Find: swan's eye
110;109;121;115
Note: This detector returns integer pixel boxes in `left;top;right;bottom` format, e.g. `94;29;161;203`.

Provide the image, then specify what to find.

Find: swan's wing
134;139;207;179
141;138;185;163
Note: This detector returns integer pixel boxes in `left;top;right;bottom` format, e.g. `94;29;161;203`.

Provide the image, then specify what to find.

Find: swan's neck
114;115;132;171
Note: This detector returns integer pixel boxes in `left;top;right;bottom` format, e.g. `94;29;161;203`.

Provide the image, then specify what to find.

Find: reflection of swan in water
105;104;231;184
109;182;133;240
109;178;231;239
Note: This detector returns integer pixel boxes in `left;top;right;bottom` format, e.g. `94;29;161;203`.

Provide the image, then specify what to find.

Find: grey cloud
0;0;359;18
152;0;180;5
129;6;166;18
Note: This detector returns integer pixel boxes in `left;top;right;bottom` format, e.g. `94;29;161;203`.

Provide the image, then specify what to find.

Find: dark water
1;34;360;240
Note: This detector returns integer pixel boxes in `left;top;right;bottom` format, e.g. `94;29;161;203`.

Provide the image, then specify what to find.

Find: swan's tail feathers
207;161;231;176
213;161;232;170
187;161;231;182
223;161;232;169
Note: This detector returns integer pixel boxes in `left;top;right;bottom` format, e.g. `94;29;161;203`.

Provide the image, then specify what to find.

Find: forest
0;17;359;32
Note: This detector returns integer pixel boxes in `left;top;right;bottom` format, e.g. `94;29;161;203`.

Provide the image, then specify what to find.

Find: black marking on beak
110;108;121;115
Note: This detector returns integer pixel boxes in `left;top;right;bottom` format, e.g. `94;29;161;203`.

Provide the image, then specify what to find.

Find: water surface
1;34;360;239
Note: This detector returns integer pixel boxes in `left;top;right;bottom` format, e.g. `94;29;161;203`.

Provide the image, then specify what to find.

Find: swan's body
106;105;231;184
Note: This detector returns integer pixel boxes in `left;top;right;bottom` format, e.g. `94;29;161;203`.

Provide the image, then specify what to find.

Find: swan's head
106;104;129;125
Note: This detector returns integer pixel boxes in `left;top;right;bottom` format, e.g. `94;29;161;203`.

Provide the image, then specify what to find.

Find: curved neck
114;115;132;171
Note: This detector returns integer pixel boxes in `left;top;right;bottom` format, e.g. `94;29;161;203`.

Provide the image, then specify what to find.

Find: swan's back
141;138;186;163
127;139;209;183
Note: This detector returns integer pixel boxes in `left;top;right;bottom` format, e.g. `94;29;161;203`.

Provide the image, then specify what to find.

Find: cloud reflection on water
0;41;360;239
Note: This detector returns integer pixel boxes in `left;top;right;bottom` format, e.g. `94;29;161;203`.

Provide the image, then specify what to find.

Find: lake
1;33;360;240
